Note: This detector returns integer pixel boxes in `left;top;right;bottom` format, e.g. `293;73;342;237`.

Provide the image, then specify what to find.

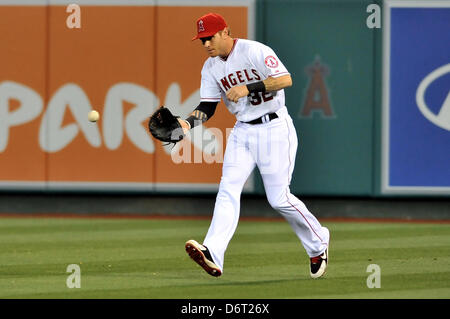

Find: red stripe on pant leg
287;199;323;243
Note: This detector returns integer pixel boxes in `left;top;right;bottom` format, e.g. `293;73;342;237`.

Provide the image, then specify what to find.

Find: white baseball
88;110;100;122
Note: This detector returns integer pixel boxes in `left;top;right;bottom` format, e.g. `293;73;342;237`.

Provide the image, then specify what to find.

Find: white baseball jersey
200;39;290;122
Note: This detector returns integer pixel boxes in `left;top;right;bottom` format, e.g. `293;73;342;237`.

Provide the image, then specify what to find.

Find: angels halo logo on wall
416;63;450;131
299;55;334;119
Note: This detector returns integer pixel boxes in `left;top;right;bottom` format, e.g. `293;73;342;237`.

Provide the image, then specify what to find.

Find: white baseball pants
203;107;329;272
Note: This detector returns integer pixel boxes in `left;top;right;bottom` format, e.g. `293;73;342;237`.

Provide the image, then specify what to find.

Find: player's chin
207;50;217;57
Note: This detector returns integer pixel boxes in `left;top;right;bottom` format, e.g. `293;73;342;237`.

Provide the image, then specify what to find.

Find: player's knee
216;186;233;202
266;193;288;211
218;172;248;192
216;179;242;201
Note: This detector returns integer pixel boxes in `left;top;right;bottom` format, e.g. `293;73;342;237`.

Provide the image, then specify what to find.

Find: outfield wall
0;0;449;197
0;0;254;193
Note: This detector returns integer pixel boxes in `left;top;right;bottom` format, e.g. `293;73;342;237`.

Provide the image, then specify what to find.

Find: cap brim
191;31;218;41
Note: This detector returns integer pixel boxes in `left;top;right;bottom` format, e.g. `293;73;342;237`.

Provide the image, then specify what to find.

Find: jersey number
249;92;274;106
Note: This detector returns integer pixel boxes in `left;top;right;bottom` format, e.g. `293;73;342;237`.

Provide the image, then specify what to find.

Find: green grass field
0;217;449;299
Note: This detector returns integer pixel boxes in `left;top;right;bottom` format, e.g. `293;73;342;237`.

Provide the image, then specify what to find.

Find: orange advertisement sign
0;3;250;191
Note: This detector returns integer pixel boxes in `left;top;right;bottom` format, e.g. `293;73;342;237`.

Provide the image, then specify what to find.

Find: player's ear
223;27;231;38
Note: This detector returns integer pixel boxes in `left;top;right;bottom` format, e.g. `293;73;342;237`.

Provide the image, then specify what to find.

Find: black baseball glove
148;106;185;144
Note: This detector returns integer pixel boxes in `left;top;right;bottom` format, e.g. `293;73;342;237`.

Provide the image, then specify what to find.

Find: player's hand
226;85;249;103
177;118;190;134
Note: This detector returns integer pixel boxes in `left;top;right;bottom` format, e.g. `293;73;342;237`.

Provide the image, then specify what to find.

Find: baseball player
179;13;330;279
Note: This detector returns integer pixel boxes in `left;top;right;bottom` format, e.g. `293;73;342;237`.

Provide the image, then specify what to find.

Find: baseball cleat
185;240;222;277
310;248;328;279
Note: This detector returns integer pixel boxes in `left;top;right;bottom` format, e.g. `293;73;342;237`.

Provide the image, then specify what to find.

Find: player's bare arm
263;74;292;91
178;101;219;133
226;74;292;103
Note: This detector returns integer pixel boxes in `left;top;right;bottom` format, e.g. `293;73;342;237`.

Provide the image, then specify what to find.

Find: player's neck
220;38;236;59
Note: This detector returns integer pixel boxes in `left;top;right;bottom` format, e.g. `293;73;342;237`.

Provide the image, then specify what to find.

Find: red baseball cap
192;13;227;41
